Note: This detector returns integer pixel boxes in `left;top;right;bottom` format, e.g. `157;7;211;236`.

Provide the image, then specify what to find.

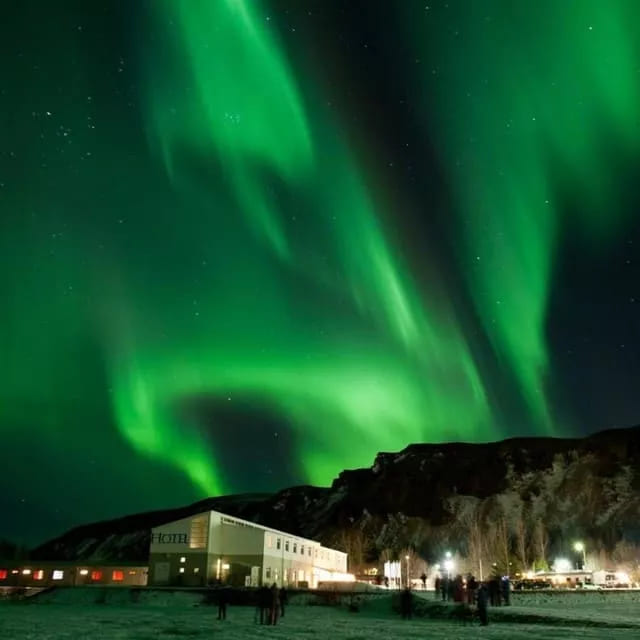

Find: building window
79;569;89;576
189;515;208;549
22;569;31;575
91;571;102;581
285;540;289;552
293;543;297;553
308;548;311;557
33;570;44;581
180;557;186;563
301;545;304;555
128;570;136;576
52;570;64;580
266;534;272;548
0;570;6;580
276;538;281;550
179;567;185;574
265;567;271;580
112;570;124;582
194;567;199;574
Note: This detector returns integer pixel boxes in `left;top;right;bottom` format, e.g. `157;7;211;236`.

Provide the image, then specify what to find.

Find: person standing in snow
434;575;441;599
420;572;427;590
501;576;511;606
269;583;280;625
216;587;228;621
477;583;489;626
258;585;271;624
400;587;413;619
279;586;287;617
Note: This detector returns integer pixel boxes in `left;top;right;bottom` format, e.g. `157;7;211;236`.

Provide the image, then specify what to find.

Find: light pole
574;542;586;570
405;554;410;588
444;552;454;580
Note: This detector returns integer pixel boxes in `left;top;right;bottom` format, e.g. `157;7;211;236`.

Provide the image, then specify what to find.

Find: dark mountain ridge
32;426;640;568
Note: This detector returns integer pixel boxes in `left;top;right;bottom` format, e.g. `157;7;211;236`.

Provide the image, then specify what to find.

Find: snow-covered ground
1;589;639;639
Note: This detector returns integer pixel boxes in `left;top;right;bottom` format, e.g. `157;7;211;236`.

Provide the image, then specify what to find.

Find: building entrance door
154;562;170;584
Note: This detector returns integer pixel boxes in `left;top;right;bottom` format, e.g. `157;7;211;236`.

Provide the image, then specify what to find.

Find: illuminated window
0;570;6;580
79;569;89;576
266;534;273;548
22;569;31;575
91;571;102;581
276;538;281;550
194;567;199;574
180;557;186;563
189;516;208;549
33;570;44;581
111;570;124;582
179;567;185;574
128;570;136;575
222;563;230;570
52;570;64;580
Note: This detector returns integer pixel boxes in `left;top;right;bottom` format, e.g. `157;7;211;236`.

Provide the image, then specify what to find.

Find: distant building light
194;567;199;574
52;570;64;580
91;571;102;581
33;570;44;580
180;557;186;563
79;569;89;576
179;567;185;574
128;570;136;576
0;570;7;580
22;569;32;575
222;563;230;570
112;571;124;582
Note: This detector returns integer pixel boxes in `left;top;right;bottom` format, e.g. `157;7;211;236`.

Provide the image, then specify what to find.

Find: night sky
4;0;640;546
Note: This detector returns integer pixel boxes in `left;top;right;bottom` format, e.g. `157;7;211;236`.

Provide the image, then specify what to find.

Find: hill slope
32;426;640;568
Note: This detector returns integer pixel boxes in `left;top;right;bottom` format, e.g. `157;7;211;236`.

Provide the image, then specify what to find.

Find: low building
0;563;147;588
148;510;348;588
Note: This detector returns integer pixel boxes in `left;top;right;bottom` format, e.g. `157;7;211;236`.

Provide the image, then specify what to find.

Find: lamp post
443;552;454;579
405;555;410;588
574;542;586;570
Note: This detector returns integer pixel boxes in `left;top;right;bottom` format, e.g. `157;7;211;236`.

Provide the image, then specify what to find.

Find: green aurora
3;0;640;542
410;0;640;430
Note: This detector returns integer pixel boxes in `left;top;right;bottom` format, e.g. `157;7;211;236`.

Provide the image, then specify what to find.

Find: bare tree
338;527;366;574
531;519;549;570
514;508;529;571
465;507;485;580
398;547;428;587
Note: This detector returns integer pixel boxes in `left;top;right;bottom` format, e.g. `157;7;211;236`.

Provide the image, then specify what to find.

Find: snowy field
1;589;640;639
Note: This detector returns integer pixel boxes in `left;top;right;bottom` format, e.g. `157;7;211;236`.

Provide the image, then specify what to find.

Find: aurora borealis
3;0;640;544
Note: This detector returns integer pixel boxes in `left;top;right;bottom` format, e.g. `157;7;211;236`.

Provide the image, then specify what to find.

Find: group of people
432;574;511;626
256;584;287;625
214;583;288;624
435;574;510;606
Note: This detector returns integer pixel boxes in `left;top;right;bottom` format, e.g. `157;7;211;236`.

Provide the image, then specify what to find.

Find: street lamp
405;555;410;588
444;558;454;578
574;542;586;569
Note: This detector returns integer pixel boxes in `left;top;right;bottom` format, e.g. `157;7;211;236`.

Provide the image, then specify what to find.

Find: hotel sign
150;533;188;544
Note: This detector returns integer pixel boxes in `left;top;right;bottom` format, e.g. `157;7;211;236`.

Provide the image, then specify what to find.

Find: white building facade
149;510;348;588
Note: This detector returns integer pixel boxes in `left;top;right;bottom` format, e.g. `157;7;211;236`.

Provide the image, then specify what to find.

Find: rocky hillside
32;426;640;571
